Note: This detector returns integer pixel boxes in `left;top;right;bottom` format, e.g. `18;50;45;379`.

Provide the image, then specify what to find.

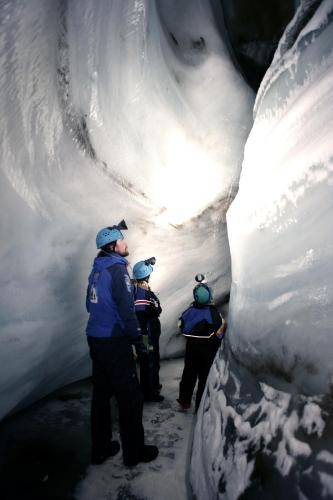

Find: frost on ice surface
191;344;333;500
0;0;253;419
192;1;333;498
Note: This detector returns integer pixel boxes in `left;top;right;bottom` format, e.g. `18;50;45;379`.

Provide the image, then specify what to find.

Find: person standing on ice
177;274;227;412
133;258;164;403
85;220;158;466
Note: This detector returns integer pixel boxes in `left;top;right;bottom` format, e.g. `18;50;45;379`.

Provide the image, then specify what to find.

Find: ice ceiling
1;0;333;495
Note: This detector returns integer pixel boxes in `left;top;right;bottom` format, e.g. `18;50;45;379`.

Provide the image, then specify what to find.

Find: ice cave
1;0;333;499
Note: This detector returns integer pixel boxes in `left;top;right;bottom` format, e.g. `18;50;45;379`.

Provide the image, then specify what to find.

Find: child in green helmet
177;276;227;412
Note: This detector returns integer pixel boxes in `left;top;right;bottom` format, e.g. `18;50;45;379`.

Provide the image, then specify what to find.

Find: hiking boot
177;398;191;410
91;440;120;465
124;445;159;467
144;394;164;403
141;444;159;463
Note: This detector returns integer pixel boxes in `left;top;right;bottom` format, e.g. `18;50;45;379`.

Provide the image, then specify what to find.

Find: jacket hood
92;253;128;272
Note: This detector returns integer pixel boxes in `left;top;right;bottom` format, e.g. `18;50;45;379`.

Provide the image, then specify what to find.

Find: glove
142;334;149;348
132;336;149;361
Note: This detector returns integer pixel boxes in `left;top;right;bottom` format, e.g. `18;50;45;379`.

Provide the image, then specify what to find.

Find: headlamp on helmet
145;257;156;266
193;273;212;305
133;257;156;280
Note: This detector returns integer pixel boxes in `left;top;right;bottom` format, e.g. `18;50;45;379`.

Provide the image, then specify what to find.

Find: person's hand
215;318;227;339
132;345;138;361
132;338;148;361
142;334;149;348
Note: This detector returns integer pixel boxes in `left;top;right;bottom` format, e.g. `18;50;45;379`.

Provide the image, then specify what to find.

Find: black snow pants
140;319;161;398
87;336;145;464
179;337;220;411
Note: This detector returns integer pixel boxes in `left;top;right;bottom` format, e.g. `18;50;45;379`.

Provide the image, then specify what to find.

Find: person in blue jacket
177;275;227;412
86;220;158;466
133;258;164;403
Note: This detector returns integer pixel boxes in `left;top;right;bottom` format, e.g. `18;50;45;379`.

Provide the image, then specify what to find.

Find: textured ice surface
192;1;333;498
227;0;333;395
192;341;333;500
0;0;253;419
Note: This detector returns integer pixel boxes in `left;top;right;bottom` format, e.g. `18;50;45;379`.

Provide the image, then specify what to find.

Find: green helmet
193;283;212;305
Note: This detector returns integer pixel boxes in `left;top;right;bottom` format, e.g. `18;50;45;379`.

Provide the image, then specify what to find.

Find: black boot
124;445;159;466
140;444;159;463
91;440;120;465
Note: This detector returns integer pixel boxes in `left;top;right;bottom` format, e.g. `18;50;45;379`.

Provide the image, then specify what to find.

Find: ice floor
0;358;196;500
76;358;196;500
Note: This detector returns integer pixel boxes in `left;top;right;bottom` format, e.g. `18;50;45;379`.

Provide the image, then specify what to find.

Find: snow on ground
76;358;195;500
0;378;92;500
0;358;195;500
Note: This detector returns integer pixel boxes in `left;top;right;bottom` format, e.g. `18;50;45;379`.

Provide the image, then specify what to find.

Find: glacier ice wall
0;0;253;419
192;1;333;498
228;0;333;396
192;341;333;500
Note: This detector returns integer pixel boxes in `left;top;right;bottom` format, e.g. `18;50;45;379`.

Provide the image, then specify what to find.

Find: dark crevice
220;0;296;90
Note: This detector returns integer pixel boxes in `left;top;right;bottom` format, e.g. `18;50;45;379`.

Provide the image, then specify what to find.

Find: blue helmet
96;220;128;249
193;283;213;305
133;257;156;280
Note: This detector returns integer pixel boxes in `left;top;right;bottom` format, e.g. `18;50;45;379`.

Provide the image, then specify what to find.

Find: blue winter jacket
134;285;162;340
179;304;223;339
85;253;140;339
